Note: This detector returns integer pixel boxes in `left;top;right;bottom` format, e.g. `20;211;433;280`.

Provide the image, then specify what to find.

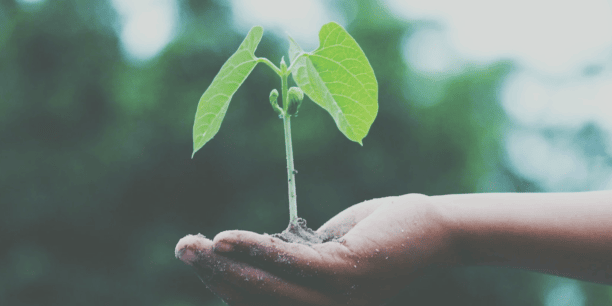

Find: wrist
394;193;465;269
428;194;470;267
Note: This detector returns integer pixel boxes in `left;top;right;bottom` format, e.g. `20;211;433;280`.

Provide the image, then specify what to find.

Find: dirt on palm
271;217;343;245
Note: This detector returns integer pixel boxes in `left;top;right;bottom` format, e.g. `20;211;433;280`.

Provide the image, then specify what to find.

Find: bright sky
111;0;178;62
388;0;612;193
390;0;612;75
229;0;344;52
110;0;612;192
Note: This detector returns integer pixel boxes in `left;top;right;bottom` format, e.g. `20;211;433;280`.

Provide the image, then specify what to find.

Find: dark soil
270;217;343;246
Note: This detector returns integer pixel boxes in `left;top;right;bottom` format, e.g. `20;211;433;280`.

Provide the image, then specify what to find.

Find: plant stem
257;58;281;75
281;72;298;228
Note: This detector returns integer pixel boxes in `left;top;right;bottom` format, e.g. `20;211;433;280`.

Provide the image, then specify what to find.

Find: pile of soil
270;217;343;246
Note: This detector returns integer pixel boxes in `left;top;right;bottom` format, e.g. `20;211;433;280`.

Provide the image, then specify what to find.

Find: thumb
316;197;390;238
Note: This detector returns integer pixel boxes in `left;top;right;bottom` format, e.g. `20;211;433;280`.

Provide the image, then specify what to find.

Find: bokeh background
2;0;612;305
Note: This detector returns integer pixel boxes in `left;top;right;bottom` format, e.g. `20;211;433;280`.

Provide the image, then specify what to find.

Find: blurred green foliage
1;0;610;305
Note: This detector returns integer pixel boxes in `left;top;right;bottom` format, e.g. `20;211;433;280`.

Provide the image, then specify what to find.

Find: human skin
175;191;612;305
436;191;612;285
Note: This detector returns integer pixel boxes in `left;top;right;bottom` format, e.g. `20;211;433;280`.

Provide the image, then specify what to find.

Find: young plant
192;22;378;240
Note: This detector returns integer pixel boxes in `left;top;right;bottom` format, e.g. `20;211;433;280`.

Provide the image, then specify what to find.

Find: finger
217;255;337;305
212;230;354;279
176;234;253;304
177;234;336;305
316;197;390;239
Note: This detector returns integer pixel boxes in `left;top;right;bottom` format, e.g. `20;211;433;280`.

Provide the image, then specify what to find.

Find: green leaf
289;22;378;145
192;26;264;158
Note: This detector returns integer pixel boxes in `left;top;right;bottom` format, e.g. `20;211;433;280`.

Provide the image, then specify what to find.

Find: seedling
192;22;378;243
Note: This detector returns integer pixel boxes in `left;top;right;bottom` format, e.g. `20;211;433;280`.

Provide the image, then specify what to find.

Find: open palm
175;194;457;306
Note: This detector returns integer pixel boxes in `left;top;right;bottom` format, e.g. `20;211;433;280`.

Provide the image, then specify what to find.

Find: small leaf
289;22;378;145
269;88;282;116
192;26;264;158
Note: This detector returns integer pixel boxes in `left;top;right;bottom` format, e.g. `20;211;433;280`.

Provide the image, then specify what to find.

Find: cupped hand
175;193;458;306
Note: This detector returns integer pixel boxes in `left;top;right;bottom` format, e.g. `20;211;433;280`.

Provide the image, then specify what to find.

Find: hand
175;193;459;305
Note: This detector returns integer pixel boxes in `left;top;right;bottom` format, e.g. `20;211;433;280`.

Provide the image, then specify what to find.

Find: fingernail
177;248;197;265
214;241;234;253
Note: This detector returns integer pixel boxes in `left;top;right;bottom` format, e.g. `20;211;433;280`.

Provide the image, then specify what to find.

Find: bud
269;89;283;116
286;87;304;116
269;88;279;103
280;56;287;72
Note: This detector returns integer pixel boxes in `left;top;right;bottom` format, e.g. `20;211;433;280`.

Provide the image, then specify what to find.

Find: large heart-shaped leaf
192;26;263;158
289;22;378;145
